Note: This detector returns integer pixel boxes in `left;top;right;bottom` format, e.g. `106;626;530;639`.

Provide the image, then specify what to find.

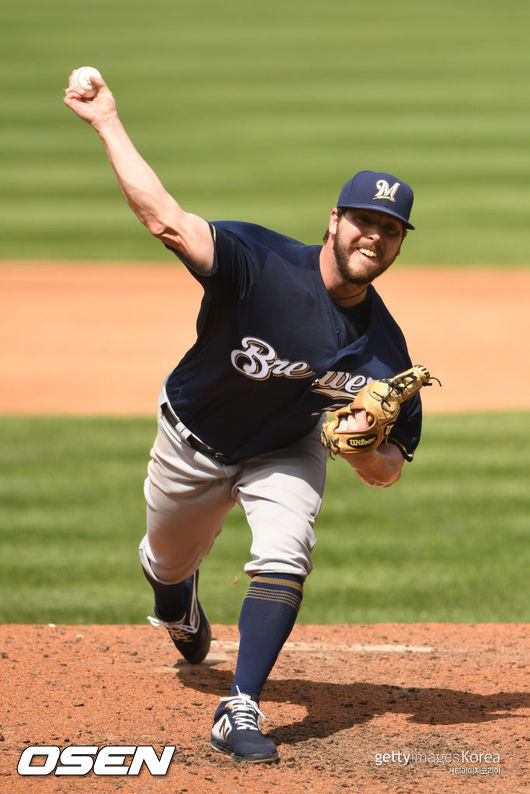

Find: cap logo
373;179;400;203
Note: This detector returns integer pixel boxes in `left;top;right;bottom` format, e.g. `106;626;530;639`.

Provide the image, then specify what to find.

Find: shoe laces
147;615;198;642
219;687;266;731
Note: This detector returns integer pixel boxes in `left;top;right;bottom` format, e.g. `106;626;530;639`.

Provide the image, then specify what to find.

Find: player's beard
333;231;390;286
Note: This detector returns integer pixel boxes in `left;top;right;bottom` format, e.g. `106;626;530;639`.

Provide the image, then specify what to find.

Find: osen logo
17;745;175;776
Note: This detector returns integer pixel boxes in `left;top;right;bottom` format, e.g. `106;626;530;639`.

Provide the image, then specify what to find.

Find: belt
161;402;232;463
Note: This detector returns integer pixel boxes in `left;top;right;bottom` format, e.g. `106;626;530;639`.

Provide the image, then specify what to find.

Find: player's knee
244;554;313;580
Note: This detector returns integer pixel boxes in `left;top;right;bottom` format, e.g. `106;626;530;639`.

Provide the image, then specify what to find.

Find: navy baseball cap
337;170;415;230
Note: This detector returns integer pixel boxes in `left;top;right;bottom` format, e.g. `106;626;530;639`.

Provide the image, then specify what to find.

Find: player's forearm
342;442;404;487
94;115;181;237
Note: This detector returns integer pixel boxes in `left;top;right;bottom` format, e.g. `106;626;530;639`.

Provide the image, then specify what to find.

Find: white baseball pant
138;400;328;584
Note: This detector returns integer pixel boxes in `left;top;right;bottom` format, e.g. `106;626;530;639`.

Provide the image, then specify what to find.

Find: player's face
332;208;406;285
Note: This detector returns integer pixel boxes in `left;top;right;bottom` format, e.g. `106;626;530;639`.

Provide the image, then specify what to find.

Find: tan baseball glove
320;365;434;456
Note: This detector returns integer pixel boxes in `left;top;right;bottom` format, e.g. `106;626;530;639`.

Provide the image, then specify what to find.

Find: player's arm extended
63;72;214;272
337;410;404;487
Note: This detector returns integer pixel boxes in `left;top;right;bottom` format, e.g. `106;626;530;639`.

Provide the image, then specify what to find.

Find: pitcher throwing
64;68;432;763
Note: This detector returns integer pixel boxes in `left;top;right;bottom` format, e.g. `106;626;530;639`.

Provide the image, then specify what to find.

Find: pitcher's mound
1;623;527;792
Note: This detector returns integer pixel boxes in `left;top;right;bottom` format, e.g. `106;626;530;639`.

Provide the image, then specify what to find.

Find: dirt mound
1;623;528;792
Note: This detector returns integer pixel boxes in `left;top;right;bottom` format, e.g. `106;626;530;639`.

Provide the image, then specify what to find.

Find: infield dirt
1;264;530;413
1;624;528;793
0;265;528;792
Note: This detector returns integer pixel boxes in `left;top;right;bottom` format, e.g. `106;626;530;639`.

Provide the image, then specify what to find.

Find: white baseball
72;66;102;98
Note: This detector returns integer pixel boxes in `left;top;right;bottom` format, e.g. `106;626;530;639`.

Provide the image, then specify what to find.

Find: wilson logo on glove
347;435;378;448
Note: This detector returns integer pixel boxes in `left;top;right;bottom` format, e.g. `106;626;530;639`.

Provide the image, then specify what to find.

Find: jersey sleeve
207;223;255;297
164;221;256;298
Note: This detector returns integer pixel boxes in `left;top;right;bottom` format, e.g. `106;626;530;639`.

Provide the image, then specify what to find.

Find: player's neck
332;287;368;307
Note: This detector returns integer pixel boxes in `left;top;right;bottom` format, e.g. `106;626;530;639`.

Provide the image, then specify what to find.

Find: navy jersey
164;221;421;463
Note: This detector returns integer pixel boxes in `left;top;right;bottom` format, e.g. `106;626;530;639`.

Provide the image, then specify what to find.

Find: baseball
72;66;102;98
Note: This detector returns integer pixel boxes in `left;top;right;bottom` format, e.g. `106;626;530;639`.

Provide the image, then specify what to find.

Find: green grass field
2;0;530;265
1;414;528;625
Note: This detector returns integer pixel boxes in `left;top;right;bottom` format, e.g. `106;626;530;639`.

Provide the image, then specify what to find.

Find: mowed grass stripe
1;0;529;263
0;413;528;624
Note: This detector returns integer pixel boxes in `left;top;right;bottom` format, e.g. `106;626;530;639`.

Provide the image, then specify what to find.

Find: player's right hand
63;70;117;131
337;409;370;434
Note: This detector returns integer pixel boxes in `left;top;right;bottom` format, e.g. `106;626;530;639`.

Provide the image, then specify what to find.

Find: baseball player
64;70;425;764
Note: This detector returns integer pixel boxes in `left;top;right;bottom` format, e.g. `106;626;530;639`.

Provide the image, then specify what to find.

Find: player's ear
329;207;340;237
324;207;344;243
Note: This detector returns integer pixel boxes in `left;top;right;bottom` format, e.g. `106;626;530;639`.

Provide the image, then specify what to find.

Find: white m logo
373;179;400;202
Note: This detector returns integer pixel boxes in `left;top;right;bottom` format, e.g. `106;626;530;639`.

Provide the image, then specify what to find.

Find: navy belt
161;403;232;463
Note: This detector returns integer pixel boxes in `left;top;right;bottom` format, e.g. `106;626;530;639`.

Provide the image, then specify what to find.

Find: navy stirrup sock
230;572;304;703
142;566;186;622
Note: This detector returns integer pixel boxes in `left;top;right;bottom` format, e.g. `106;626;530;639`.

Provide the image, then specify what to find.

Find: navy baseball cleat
210;689;279;763
148;571;211;664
